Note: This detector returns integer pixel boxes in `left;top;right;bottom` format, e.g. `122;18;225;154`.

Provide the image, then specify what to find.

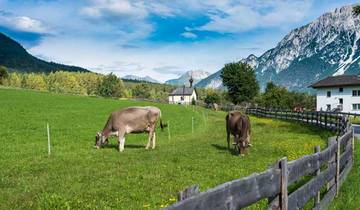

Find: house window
326;104;331;111
339;87;343;92
339;98;343;104
353;104;360;110
327;91;331;97
180;96;184;101
352;90;360;96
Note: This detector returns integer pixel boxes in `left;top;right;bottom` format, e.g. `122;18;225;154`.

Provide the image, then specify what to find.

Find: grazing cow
95;106;165;152
226;111;251;156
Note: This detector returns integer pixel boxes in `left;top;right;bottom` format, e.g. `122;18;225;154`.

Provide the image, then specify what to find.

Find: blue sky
0;0;359;82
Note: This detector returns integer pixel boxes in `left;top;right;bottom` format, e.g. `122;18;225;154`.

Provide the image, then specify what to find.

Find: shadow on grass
101;144;145;150
211;144;238;156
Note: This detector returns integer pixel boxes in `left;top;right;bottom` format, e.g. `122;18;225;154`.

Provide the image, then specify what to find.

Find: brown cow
226;111;251;156
95;106;165;152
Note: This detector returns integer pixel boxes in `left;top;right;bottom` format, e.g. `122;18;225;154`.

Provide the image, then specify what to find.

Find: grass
349;116;360;124
328;140;360;209
0;88;338;209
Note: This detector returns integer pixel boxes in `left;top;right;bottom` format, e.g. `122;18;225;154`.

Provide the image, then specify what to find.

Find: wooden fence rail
164;109;354;210
246;108;349;135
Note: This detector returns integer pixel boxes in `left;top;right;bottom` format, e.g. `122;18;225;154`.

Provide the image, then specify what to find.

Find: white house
310;75;360;113
168;76;198;105
168;86;197;105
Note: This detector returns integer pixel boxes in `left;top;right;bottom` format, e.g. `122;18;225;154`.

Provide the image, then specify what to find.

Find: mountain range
165;70;210;86
122;75;160;83
0;33;87;73
196;5;360;91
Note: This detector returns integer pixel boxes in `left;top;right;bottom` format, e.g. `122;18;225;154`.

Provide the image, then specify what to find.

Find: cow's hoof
94;146;100;149
240;154;245;157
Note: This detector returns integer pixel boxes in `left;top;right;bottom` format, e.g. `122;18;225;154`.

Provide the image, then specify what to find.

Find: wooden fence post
336;137;340;197
178;185;200;201
192;117;194;134
311;112;314;124
316;112;319;126
327;137;336;191
314;146;321;206
47;123;51;156
325;114;328;129
306;112;309;124
352;128;355;162
280;157;288;210
167;121;171;140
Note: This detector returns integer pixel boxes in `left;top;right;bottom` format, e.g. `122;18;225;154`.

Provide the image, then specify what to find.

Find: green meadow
1;88;356;209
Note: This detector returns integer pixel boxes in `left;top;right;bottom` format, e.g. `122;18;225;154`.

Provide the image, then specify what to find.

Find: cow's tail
159;110;167;131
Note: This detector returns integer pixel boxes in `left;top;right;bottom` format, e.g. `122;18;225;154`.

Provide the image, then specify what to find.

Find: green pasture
0;88;356;209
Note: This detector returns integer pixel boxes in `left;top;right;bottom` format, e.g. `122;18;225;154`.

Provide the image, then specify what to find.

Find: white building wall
316;86;360;113
168;90;197;104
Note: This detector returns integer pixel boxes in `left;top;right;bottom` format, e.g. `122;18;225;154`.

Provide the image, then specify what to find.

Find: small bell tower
189;71;194;88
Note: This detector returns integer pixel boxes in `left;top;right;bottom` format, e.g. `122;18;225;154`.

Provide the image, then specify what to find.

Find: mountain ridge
122;75;160;83
165;70;210;86
196;5;360;91
0;32;88;73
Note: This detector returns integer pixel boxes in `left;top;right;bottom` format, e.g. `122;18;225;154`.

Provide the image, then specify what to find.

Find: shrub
75;72;103;95
24;73;47;91
5;72;22;88
47;71;86;95
204;90;220;105
97;73;125;98
0;66;9;85
132;83;151;99
191;97;196;105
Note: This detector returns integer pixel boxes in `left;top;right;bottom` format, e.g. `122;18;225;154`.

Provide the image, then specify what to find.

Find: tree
0;66;9;85
24;73;47;91
191;97;196;105
204;90;220;105
220;62;259;104
47;71;87;95
97;73;125;98
132;83;151;99
261;82;289;109
76;72;103;95
353;5;360;15
6;72;22;87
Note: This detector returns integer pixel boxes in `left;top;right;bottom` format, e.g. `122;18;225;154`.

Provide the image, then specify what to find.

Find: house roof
169;86;196;96
310;75;360;88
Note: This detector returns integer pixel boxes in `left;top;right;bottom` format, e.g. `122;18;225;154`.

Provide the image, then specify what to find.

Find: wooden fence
246;108;350;135
163;109;354;210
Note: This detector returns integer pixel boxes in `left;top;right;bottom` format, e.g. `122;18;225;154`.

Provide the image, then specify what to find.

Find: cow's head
234;136;247;156
94;132;106;149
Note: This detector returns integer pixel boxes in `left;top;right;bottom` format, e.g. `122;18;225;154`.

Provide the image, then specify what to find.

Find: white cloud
181;31;197;39
0;11;48;33
193;0;313;33
28;35;272;82
81;0;148;20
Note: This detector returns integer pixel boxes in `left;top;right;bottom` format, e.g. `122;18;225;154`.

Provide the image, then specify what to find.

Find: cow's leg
119;137;126;152
240;141;246;156
152;132;156;149
145;132;152;150
118;131;125;152
227;131;230;150
246;131;252;147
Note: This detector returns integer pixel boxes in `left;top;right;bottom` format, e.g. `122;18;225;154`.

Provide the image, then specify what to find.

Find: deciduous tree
220;62;259;104
97;73;125;98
